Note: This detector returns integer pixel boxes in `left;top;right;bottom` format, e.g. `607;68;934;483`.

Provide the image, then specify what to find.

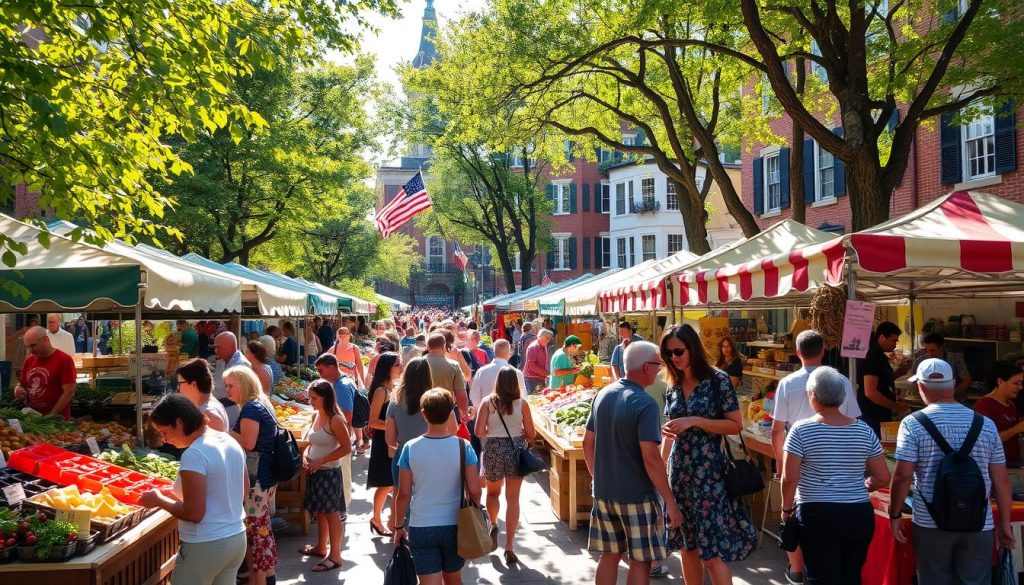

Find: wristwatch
889;511;902;519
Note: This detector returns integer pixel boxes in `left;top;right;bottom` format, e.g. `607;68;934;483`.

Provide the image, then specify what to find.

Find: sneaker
785;565;804;584
650;564;670;578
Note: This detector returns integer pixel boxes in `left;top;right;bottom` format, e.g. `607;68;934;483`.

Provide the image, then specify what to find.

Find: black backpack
911;411;988;532
351;387;371;429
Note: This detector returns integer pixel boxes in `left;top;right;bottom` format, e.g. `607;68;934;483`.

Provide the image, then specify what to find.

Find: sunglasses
666;348;688;357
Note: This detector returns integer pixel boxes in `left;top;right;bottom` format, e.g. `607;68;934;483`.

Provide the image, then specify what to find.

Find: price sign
0;449;6;469
86;437;101;456
3;483;26;505
6;419;22;433
56;508;92;537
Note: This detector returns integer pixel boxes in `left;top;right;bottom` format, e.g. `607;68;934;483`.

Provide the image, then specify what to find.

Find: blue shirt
334;376;357;414
610;335;644;376
397;436;478;527
585;378;662;502
232;400;278;489
279;336;299;366
268;359;285;385
400;336;417;348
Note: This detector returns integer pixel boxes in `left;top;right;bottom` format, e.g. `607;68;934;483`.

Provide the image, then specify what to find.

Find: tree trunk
679;202;711;255
520;251;535;289
847;158;890;231
710;170;759;238
496;251;518;293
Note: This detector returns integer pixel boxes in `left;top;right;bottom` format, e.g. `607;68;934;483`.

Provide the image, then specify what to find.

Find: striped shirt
894;402;1004;529
785;418;883;504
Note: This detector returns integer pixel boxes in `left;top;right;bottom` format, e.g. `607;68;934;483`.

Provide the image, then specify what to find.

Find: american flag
374;172;431;238
453;242;469;271
540;271;551;286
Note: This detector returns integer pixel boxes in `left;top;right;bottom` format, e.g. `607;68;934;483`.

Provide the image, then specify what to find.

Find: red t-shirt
974;396;1020;463
20;350;76;420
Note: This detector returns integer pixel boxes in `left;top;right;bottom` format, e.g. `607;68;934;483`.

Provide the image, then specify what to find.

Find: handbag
495;402;545;477
779;514;800;552
707;375;765;498
455;438;494;559
994;547;1017;585
383;539;417;585
270;403;302;482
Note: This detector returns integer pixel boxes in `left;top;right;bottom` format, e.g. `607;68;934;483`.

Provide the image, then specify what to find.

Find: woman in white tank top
474;366;537;565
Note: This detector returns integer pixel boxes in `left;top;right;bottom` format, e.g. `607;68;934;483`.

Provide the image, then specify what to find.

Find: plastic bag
993;547;1016;585
384;540;417;585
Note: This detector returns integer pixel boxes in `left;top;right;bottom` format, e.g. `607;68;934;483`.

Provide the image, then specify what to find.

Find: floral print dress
664;368;756;561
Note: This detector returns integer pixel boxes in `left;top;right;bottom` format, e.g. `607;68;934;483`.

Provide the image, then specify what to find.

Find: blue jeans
408;525;462;575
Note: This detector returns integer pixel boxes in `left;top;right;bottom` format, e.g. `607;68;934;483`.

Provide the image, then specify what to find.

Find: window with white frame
552;236;571;270
641;178;655;207
616;237;627;268
816;143;836;201
601;236;611;268
963;110;996;180
668;234;685;254
764;154;782;211
642;235;656;261
512;253;521;272
427;236;445;272
553;183;572;214
615;182;626;215
666;179;678;210
810;41;828;83
597;148;613;163
601;183;611;214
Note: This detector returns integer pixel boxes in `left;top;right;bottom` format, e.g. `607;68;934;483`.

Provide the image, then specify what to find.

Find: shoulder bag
270;402;302;482
455;438;494;559
495;400;546;477
710;374;764;498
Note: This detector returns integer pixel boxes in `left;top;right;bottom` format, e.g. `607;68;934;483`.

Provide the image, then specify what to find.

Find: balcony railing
630;200;661;214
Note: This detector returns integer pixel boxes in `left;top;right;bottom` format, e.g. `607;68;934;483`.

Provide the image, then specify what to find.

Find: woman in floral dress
660;324;756;585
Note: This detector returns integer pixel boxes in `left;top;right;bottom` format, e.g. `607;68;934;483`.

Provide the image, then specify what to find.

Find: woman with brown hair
660;324;756;585
715;337;744;388
244;340;274;396
474;366;537;565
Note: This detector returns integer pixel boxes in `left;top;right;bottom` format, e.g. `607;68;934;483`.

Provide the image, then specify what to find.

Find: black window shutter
546;249;555;269
753;157;764;215
568;237;577;270
779;147;791;209
628;237;635;267
803;139;816;203
995;99;1017;175
940;112;963;185
582;183;590;212
594;237;602;267
833;127;847;196
569;183;578;213
593;183;602;212
545;184;555;201
582;238;591;269
942;4;959;23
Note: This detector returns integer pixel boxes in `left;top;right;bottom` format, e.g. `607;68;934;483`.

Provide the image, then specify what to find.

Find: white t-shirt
772;366;861;425
200;398;229;432
469;358;525;409
48;329;76;356
174;430;247;543
894;402;1004;529
396;435;478;528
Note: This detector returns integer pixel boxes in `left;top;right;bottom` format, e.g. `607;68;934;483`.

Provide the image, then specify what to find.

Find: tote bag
455;438;494;559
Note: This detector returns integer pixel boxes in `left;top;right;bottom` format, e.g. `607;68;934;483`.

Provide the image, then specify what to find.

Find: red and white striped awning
596;252;699;313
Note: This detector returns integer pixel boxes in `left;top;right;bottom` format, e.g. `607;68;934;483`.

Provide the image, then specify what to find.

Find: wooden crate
548;455;592;521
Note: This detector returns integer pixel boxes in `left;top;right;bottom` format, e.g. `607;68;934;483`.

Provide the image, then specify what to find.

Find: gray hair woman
781;366;891;584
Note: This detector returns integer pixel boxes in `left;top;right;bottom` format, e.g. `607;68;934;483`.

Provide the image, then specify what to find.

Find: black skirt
366;428;394;488
304;467;346;516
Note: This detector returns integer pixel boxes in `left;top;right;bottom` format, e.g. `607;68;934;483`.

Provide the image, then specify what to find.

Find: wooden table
0;511;178;585
534;422;591;530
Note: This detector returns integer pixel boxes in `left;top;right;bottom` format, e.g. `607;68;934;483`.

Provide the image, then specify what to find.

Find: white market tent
379;294;411;311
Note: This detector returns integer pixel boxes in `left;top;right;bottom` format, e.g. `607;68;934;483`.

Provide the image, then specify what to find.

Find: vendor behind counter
972;360;1024;466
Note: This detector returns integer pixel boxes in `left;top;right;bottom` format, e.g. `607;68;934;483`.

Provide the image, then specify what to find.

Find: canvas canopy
595;250;703;314
378;294;410;311
293;277;376;315
176;252;308;316
509;273;599;311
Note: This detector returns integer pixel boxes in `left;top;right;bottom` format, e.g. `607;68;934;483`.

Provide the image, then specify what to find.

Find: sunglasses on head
666;348;687;357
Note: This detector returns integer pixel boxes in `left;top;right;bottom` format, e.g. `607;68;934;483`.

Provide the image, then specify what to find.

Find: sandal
504;550;519;565
299;545;326;556
312;559;342;572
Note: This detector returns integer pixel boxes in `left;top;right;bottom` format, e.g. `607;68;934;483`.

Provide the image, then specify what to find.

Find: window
817;144;836;200
622;134;636;146
601;183;611;214
512;253;521;272
666;179;678;210
642;235;656;261
668;234;685;254
628;237;636;267
552;236;571;270
641;178;655;207
427;236;445;272
597;148;613;163
963;111;996;180
810;41;828;83
615;183;626;215
553;183;572;214
601;236;611;268
764;154;782;211
616;238;627;268
628;181;635;210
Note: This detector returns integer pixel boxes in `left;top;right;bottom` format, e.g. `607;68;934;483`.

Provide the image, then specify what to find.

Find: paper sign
841;300;877;359
0;449;6;469
3;483;26;505
56;508;92;537
699;317;730;358
6;419;22;433
86;437;101;456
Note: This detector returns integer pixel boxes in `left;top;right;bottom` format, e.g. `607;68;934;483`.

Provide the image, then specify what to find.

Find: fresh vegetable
97;444;180;481
554;401;592;428
29;518;77;559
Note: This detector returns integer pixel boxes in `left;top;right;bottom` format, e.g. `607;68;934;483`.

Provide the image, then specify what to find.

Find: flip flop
312;559;342;572
299;545;326;556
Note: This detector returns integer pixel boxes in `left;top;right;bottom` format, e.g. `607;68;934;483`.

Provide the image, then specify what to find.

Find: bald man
46;314;76;356
212;331;249;427
15;326;77;419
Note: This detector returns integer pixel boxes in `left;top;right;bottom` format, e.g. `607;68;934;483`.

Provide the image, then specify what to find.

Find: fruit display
97;445;180;482
0;420;47;454
29;485;136;523
528;385;596;445
0;509;78;560
283;365;316;381
273;377;309;404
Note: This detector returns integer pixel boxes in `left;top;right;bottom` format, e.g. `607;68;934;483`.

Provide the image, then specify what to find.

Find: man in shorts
584;341;682;584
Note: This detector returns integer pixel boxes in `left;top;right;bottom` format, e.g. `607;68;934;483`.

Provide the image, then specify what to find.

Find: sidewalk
275;452;790;584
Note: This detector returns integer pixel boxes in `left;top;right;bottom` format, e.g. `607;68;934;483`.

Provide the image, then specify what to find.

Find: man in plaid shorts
584;341;683;584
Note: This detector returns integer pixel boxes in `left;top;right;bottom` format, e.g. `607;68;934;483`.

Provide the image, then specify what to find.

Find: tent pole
134;296;144;442
847;270;858;387
668;279;677;326
908;291;918;352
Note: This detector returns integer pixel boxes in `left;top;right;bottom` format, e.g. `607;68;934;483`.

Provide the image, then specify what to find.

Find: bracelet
782;507;795;514
394;525;405;530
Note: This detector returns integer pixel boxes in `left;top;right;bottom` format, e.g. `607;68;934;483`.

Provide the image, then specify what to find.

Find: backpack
911;411;988;532
351;387;371;429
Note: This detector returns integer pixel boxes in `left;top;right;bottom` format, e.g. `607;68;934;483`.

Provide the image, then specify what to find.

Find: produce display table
0;510;178;585
534;422;591;530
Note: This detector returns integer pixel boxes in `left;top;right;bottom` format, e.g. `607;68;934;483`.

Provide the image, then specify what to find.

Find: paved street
275;451;789;584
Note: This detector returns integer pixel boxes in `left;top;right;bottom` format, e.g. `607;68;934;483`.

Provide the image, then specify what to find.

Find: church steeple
411;0;438;69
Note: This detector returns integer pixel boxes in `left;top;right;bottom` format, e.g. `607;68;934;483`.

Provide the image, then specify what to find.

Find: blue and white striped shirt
785;418;883;504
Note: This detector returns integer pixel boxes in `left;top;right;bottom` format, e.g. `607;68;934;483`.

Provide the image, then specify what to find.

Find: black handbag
708;375;765;499
779;514;800;552
495;401;546;477
384;539;417;585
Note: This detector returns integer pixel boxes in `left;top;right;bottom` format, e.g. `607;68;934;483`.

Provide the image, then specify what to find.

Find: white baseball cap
908;358;954;384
